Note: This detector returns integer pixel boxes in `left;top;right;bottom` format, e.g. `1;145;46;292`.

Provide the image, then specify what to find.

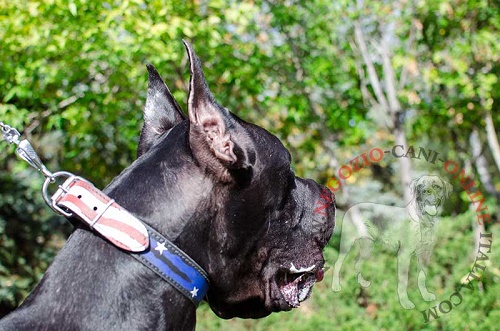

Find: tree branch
353;20;390;114
470;129;499;200
377;35;402;116
399;19;417;89
484;109;500;173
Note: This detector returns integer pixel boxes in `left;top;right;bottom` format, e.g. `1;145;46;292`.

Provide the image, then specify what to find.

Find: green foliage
414;0;500;136
0;0;498;328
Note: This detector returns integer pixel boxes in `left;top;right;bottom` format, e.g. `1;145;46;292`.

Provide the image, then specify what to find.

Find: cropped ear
184;40;252;181
137;63;185;157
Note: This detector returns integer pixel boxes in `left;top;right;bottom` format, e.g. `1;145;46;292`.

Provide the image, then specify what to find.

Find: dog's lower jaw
209;297;272;319
205;272;313;319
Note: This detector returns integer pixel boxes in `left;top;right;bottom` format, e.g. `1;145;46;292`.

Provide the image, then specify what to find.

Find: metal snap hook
42;171;76;218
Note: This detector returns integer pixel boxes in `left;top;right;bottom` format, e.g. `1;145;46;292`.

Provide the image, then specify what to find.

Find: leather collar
52;175;209;306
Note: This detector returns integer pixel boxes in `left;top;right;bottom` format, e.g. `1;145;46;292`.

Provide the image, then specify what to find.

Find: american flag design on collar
53;176;149;252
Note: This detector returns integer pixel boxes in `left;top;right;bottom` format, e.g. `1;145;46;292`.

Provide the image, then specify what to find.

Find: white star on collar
154;241;167;255
190;287;199;298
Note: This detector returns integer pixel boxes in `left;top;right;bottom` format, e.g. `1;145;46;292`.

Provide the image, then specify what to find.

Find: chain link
1;122;21;145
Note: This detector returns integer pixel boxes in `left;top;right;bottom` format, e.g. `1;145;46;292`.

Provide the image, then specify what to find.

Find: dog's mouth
274;263;325;308
424;204;437;215
423;198;441;216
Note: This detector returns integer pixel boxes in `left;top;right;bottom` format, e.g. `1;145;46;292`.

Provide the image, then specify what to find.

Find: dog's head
410;175;452;217
125;42;335;319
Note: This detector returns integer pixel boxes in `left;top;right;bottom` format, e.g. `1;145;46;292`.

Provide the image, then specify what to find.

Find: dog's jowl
0;41;335;330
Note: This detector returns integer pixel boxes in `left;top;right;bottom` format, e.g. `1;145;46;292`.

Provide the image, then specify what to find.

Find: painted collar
133;225;209;305
52;175;209;306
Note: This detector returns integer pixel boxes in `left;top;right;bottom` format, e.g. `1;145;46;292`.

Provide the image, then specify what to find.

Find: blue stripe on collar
131;226;209;306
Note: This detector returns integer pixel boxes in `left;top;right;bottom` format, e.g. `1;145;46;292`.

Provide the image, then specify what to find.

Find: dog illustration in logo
331;175;452;309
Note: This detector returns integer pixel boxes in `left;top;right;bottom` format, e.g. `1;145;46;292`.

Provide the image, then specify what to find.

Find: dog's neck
8;226;198;330
103;130;218;270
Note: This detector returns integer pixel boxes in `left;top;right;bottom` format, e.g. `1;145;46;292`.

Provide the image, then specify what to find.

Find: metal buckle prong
57;184;70;194
90;199;115;229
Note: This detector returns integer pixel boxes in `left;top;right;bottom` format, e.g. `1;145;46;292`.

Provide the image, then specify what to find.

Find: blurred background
0;0;498;330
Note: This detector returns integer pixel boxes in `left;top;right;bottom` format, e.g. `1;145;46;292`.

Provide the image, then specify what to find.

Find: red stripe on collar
52;176;149;252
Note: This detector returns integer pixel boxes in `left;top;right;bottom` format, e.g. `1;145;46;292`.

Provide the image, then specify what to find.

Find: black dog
0;42;335;330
